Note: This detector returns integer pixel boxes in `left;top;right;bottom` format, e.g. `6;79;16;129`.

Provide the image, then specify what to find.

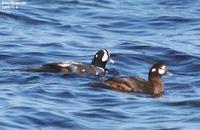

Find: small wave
148;16;198;25
0;11;48;25
162;98;200;108
158;0;197;6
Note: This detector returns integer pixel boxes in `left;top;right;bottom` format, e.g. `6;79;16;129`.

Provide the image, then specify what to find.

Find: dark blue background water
0;0;200;129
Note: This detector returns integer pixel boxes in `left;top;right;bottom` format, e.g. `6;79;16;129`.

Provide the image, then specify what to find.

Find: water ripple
0;0;200;129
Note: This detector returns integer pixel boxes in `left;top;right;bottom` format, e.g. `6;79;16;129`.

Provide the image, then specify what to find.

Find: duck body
104;76;150;92
38;61;106;76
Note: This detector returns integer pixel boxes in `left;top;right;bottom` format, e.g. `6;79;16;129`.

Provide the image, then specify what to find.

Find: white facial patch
95;54;98;58
158;68;165;75
102;49;109;62
151;68;156;72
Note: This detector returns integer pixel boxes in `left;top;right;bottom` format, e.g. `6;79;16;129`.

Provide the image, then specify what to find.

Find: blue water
0;0;200;129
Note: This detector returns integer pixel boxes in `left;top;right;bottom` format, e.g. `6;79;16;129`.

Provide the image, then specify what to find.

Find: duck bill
166;70;173;76
108;58;115;64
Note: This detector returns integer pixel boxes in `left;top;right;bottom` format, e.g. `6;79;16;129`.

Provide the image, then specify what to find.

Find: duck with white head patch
102;63;172;97
27;49;114;77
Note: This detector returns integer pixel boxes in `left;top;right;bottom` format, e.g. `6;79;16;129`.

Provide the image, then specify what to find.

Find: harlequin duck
27;49;114;76
103;63;172;96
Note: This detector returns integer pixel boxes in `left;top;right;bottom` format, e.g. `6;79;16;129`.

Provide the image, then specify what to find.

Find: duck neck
91;58;106;69
148;74;164;95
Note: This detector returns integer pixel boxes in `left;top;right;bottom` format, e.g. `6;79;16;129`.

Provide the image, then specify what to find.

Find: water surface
0;0;200;130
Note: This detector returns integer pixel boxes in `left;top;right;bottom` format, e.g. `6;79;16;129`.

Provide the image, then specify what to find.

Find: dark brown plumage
103;63;172;96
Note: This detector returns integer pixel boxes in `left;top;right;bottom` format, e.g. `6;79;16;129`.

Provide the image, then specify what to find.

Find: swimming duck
103;63;172;96
27;49;114;76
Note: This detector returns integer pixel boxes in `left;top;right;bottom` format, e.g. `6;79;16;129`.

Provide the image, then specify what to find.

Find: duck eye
161;65;166;70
